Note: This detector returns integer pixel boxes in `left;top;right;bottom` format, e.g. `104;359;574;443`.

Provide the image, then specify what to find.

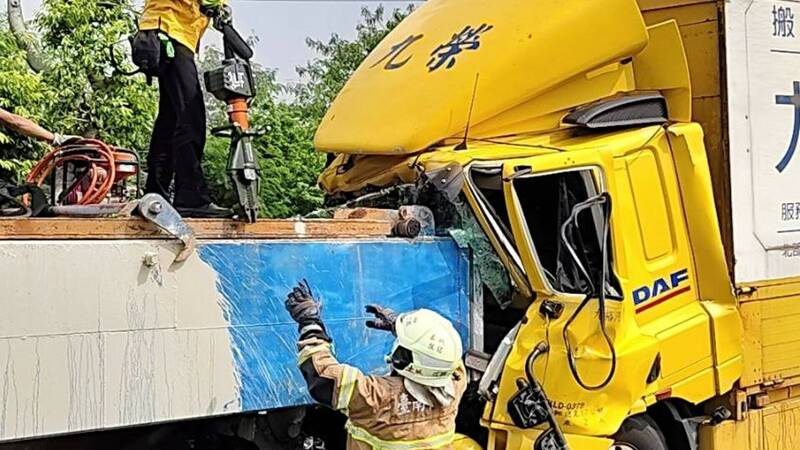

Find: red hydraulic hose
26;139;117;205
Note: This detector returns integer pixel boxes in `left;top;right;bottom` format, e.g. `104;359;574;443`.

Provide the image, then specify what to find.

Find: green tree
37;0;156;150
0;17;49;180
0;0;156;181
294;5;413;122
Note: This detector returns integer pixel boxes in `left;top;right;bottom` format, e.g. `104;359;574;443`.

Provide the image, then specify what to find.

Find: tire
611;414;669;450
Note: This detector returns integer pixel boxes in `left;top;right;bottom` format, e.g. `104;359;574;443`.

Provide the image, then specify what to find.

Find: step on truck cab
315;0;800;449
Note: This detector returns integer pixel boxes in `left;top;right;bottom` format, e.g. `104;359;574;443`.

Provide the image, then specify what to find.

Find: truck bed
0;218;472;442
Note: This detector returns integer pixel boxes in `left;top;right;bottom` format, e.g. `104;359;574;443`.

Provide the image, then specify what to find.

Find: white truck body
727;0;800;283
0;220;473;443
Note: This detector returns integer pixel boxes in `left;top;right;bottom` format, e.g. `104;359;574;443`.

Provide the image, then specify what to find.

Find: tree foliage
0;2;410;216
0;0;156;181
0;17;49;179
294;5;413;122
37;0;156;149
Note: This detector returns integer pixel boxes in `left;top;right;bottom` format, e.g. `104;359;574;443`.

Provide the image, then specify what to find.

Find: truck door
492;154;641;432
495;134;717;422
501;154;628;393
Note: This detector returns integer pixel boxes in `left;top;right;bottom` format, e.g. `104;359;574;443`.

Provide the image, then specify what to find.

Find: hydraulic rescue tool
203;6;261;223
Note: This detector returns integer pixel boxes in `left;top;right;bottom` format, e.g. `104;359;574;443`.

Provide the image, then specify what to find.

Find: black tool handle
222;23;253;61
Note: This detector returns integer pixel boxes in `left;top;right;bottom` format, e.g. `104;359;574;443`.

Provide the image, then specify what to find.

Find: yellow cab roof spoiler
314;0;692;156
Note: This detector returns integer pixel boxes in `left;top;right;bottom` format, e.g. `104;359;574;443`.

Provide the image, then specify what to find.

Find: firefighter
0;107;79;147
137;0;232;218
284;281;469;450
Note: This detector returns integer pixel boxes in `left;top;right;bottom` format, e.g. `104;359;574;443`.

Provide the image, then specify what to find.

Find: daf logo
632;268;691;314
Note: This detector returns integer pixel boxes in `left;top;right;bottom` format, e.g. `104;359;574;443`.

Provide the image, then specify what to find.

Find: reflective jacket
139;0;218;53
298;338;468;450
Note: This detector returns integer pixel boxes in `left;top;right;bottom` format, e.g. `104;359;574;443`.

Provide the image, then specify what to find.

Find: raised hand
285;280;321;325
365;304;398;333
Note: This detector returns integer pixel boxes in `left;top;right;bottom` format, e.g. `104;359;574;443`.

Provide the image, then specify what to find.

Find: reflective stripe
297;342;331;365
336;365;359;412
345;422;455;450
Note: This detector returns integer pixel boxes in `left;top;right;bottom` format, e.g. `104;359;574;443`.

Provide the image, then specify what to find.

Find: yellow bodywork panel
738;277;800;388
314;0;648;154
700;395;800;450
465;61;636;141
699;410;764;450
632;20;692;121
624;149;673;261
668;123;743;393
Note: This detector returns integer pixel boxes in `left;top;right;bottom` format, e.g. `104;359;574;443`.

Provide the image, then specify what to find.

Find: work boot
176;203;235;218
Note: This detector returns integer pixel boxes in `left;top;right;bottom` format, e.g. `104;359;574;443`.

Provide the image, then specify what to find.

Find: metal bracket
424;162;465;201
139;194;196;263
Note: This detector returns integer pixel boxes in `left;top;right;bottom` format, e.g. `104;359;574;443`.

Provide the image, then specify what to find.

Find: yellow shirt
139;0;211;53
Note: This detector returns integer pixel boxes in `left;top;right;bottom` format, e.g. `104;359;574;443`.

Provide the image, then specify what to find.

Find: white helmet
387;309;463;387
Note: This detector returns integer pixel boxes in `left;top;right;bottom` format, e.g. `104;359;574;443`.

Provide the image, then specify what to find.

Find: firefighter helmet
387;309;463;387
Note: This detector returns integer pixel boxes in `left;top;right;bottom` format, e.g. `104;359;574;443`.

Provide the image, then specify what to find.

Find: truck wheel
611;414;668;450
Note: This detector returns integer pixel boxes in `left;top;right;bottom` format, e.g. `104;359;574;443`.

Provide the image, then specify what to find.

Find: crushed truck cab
315;0;800;449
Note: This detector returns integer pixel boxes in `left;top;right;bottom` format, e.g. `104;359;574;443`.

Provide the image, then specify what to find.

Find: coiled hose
26;139;117;205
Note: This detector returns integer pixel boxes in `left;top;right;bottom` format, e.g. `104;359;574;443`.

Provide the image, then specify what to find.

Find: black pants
145;40;211;208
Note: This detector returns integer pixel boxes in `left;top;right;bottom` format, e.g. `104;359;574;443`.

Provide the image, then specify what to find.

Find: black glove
285;280;321;326
365;304;398;333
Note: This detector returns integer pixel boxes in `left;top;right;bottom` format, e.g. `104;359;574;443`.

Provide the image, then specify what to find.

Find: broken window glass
469;166;515;246
512;169;621;297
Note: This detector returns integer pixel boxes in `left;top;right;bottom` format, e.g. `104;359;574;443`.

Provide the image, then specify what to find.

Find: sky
14;0;421;83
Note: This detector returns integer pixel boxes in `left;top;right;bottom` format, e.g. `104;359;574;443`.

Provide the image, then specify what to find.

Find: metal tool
139;193;197;263
203;6;262;223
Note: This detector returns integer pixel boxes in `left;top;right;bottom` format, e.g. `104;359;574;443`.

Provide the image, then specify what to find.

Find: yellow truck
313;0;800;448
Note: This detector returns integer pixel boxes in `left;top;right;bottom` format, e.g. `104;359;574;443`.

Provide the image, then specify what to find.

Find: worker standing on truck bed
284;281;469;450
136;0;232;218
0;107;80;147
